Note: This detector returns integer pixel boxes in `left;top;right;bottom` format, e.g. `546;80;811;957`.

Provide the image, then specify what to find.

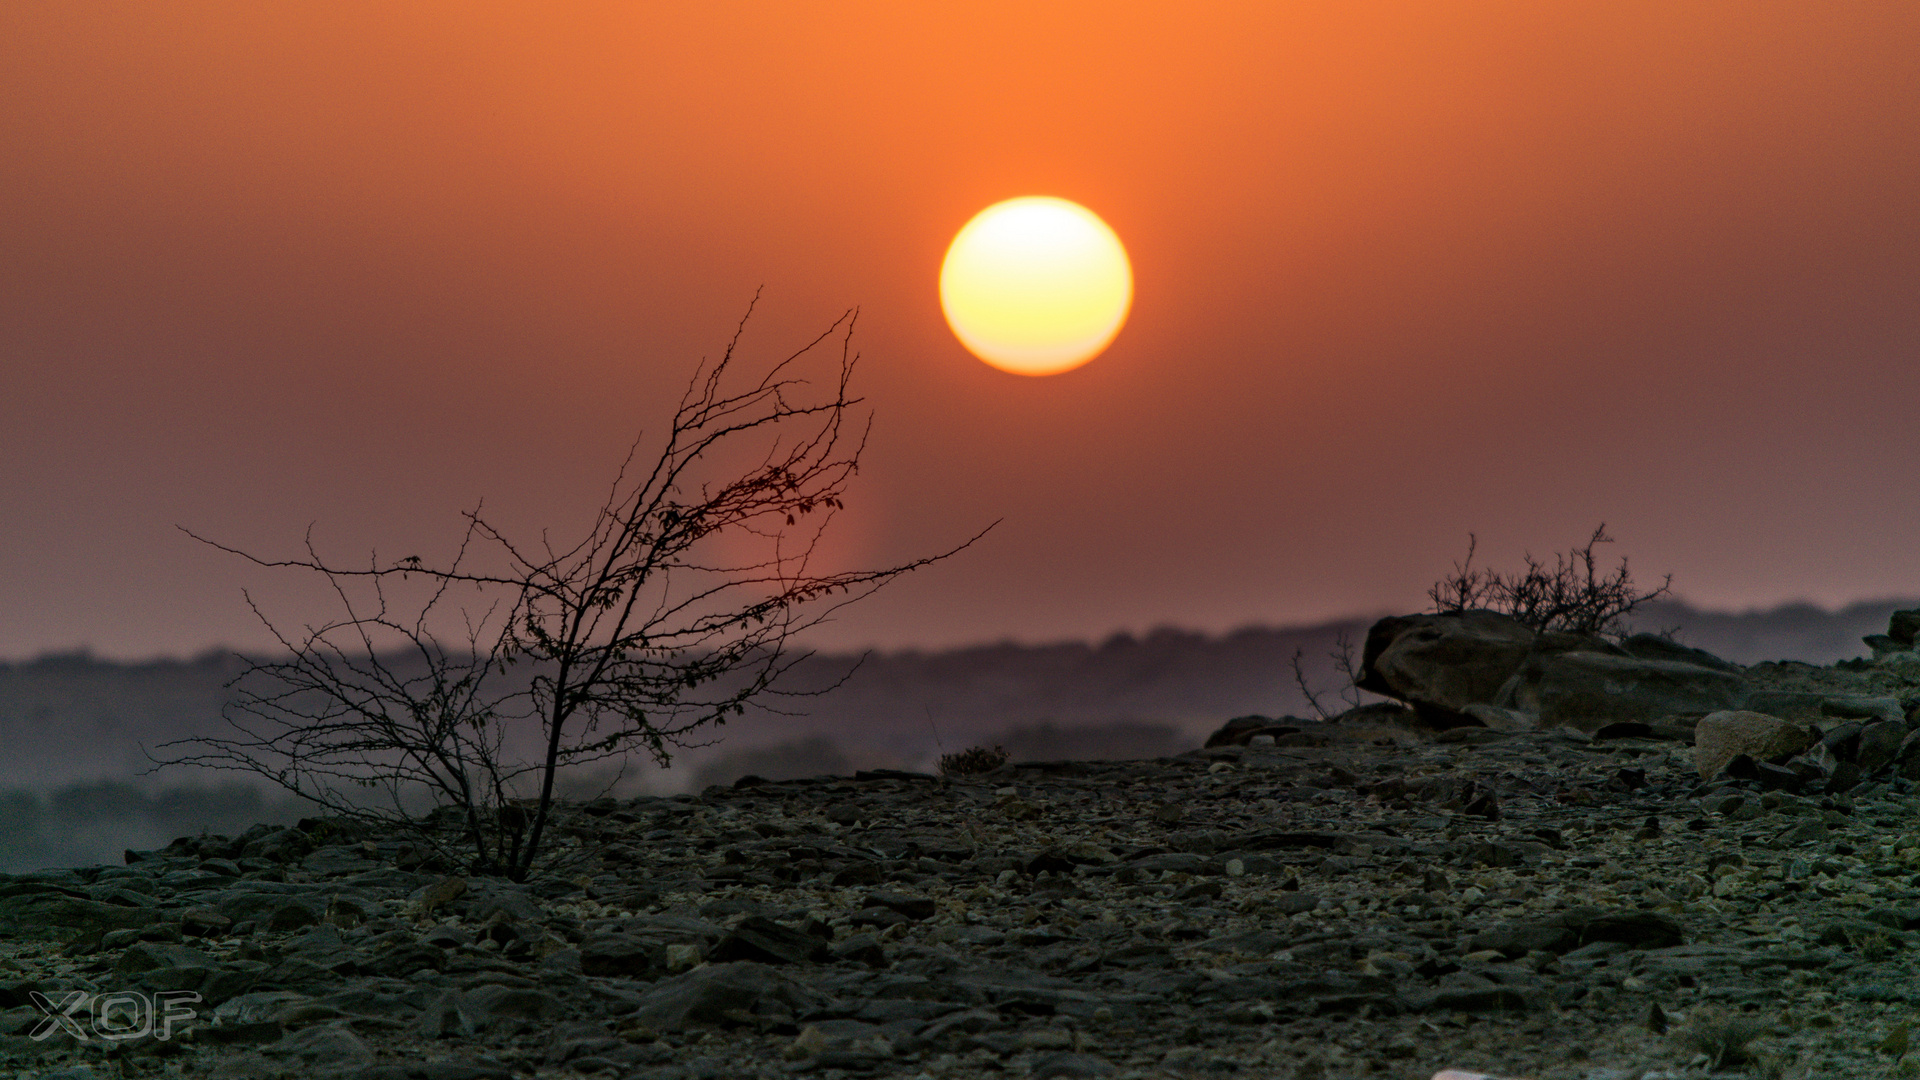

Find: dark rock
871;887;936;910
201;962;268;1006
1889;609;1920;648
469;885;543;924
182;906;234;937
628;962;822;1031
1031;1051;1118;1078
829;863;885;887
1618;633;1745;673
1897;730;1920;781
1826;760;1864;794
1357;611;1536;721
1409;986;1544;1013
115;941;219;992
285;924;347;961
708;916;830;964
830;933;889;967
1508;651;1748;733
302;846;381;876
418;925;472;950
849;906;912;931
461;984;563;1029
217;890;329;932
1754;760;1811;791
1024;850;1079;876
1461;841;1549;868
345;1064;512;1080
1126;852;1212;875
1775;819;1830;846
1819;919;1908;954
1204;715;1304;747
240;828;315;864
1468;923;1576;958
1857;721;1906;775
262;1024;376;1069
580;933;663;977
1865;905;1920;931
365;943;448;979
1569;910;1685;949
0;893;171;941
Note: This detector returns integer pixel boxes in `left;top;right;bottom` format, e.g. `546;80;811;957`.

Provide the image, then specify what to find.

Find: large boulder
1855;721;1907;776
1499;648;1749;733
1890;609;1920;648
1694;711;1817;781
1356;611;1535;723
1866;609;1920;663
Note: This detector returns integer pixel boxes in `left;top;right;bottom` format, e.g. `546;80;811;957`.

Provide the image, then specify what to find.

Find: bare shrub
1428;524;1670;637
1291;630;1365;721
157;303;983;880
939;745;1009;776
1673;1005;1770;1071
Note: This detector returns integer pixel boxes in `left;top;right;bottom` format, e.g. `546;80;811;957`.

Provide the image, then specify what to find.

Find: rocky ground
4;645;1920;1080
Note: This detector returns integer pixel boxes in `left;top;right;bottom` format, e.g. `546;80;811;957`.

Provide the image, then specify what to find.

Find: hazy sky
4;3;1918;660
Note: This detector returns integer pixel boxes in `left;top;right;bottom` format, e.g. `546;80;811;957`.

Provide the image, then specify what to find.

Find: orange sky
4;2;1918;659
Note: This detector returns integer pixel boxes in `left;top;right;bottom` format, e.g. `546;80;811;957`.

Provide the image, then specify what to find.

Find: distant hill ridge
3;597;1909;782
2;597;1914;869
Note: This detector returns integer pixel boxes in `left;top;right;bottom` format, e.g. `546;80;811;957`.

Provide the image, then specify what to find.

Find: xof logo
27;990;200;1043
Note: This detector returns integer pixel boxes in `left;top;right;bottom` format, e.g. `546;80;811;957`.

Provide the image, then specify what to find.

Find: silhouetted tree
160;303;982;880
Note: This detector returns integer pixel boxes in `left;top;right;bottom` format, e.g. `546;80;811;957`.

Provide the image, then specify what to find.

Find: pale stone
1693;710;1816;780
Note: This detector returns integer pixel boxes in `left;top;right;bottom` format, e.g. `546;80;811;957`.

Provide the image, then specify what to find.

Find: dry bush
159;304;983;880
1673;1005;1771;1071
939;745;1009;776
1291;630;1364;721
1428;523;1671;637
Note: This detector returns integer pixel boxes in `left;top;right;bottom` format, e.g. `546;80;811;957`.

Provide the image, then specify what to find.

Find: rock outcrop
1355;611;1535;724
1500;645;1749;733
1348;608;1920;800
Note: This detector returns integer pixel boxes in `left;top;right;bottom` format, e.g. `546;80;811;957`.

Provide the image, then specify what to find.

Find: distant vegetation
689;720;1189;789
0;780;304;873
691;736;853;789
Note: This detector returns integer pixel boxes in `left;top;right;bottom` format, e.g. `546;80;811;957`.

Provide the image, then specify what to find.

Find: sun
939;196;1133;376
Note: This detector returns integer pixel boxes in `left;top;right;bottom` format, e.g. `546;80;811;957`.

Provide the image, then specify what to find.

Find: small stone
664;942;702;971
708;915;830;964
181;907;232;938
262;1025;375;1069
412;876;468;918
1018;1028;1076;1050
1776;819;1831;847
1031;1051;1117;1078
785;1025;828;1060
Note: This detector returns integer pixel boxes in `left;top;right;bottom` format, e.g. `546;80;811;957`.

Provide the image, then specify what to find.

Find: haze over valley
2;597;1907;872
